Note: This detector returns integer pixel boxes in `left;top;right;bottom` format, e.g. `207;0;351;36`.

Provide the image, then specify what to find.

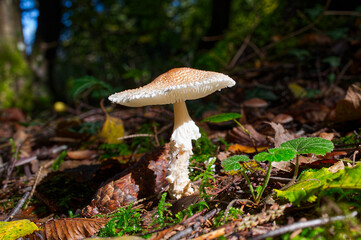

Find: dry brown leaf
334;84;361;122
226;124;269;147
318;132;334;141
268;122;295;172
328;161;345;173
67;150;97;160
268;122;295;147
26;218;108;240
345;84;361;109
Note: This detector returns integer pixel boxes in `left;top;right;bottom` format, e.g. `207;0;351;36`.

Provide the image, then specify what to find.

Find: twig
335;59;353;86
324;10;361;17
24;166;44;209
4;191;31;221
3;141;24;190
168;208;220;240
249;211;358;240
228;33;253;69
118;133;154;140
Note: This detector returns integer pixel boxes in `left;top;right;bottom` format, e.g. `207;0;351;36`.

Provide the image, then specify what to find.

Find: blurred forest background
1;0;360;114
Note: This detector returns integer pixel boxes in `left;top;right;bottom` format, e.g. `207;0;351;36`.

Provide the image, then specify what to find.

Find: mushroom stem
173;101;193;131
167;101;201;199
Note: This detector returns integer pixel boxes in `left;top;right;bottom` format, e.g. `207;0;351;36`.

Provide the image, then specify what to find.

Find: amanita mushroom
108;67;235;199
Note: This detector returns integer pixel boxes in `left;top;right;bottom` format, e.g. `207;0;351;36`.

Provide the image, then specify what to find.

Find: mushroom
108;67;235;199
273;113;293;124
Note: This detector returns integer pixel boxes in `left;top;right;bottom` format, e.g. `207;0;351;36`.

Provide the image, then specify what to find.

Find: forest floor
1;62;361;239
2;28;361;239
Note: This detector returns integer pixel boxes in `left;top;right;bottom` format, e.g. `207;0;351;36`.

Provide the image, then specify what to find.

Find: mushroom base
167;120;200;199
166;141;194;199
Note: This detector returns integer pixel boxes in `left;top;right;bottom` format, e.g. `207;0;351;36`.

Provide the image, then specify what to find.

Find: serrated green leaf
275;164;361;205
202;113;242;123
222;155;250;171
280;137;334;156
254;147;296;162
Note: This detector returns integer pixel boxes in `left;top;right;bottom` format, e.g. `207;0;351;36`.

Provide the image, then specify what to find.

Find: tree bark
0;0;22;41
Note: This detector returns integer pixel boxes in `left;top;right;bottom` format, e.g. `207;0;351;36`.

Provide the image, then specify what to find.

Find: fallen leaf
268;122;295;147
26;218;108;240
318;132;334;141
226;124;269;147
288;83;306;98
228;144;267;154
67;150;96;160
328;161;345;173
334;84;361;122
345;84;361;109
100;114;125;144
0;219;39;240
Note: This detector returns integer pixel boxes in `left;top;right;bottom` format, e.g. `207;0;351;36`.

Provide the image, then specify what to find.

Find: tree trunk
198;0;231;50
32;0;63;100
0;0;22;41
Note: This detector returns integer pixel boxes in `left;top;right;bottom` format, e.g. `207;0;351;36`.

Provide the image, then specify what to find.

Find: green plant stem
240;169;256;201
255;161;272;204
233;119;258;153
280;155;300;191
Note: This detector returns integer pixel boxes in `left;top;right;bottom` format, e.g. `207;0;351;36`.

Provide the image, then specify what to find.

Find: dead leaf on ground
100;114;125;144
26;218;108;240
228;144;268;154
226;124;269;147
345;84;361;109
268;122;295;172
268;122;295;147
67;150;97;160
334;84;361;122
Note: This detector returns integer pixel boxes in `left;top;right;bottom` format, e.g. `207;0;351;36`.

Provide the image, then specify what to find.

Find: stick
249;211;358;240
4;191;31;221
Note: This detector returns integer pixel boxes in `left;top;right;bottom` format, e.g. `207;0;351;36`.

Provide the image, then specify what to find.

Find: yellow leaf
0;219;39;240
228;144;267;154
100;115;124;144
288;83;306;98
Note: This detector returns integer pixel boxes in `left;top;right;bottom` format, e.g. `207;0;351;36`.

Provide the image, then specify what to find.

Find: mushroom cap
243;98;268;108
273;113;293;124
109;67;235;107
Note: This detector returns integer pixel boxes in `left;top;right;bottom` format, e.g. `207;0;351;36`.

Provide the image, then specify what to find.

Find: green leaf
72;76;113;99
275;164;361;205
222;155;250;172
254;147;296;162
280;137;334;156
202;113;242;123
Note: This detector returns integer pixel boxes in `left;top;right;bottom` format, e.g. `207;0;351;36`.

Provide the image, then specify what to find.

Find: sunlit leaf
222;155;250;172
280;137;334;156
228;144;268;154
275;164;361;205
288;83;306;98
0;219;39;240
202;113;242;123
100;115;124;144
254;147;296;162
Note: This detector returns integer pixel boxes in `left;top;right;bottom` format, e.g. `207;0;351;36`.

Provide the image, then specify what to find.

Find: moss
0;40;34;111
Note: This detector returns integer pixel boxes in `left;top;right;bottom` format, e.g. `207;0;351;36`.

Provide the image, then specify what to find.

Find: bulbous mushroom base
166;141;195;199
167;119;200;199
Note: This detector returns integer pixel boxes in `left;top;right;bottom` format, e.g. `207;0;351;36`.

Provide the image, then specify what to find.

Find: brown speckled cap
109;67;235;107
